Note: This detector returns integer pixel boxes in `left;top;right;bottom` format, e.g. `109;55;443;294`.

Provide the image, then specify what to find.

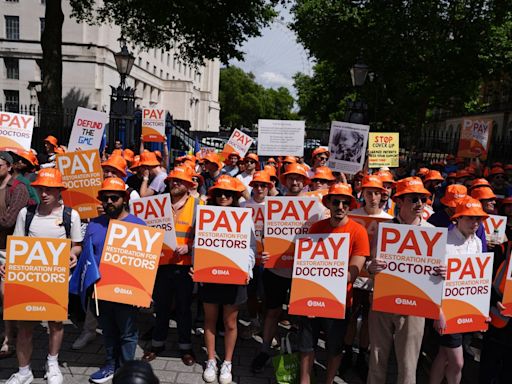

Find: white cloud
258;71;294;88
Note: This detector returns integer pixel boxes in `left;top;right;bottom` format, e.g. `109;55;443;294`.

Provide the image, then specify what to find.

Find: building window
166;72;169;80
153;49;156;58
6;0;20;3
4;90;19;112
160;50;164;62
167;54;170;66
41;0;45;4
173;57;176;70
153;65;156;74
5;16;20;40
146;61;149;70
178;62;181;73
40;17;45;36
4;58;19;79
160;69;163;78
138;57;142;66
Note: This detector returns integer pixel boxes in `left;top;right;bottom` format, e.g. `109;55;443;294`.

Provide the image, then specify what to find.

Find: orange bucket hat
440;184;467;207
502;197;512;205
311;166;335;181
451;197;489;220
322;183;355;207
376;170;396;185
490;167;505;176
471;186;497;201
417;168;430;177
393;177;431;199
447;172;457;179
130;155;141;171
455;170;470;179
139;151;161;167
154;150;163;162
208;175;243;196
267;157;277;164
14;149;38;167
469;178;491;190
97;177;129;199
244;153;260;170
123;148;135;163
111;149;123;157
31;168;66;189
165;166;195;184
224;151;241;164
361;175;386;192
424;170;444;182
249;171;273;188
312;147;330;159
279;163;310;185
101;155;127;177
282;156;297;164
203;152;223;169
44;135;58;147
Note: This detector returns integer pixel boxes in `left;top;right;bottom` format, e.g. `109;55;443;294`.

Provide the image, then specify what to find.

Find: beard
104;203;125;218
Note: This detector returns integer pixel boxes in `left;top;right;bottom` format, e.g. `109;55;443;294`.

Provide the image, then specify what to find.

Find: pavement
0;311;480;384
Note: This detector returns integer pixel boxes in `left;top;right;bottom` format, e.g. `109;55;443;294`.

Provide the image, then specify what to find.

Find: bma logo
282;255;293;261
211;269;230;276
114;287;133;295
457;318;473;325
25;305;46;312
395;298;417;306
307;300;325;307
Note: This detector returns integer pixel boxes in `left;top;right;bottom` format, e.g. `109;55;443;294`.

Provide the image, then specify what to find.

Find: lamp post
109;37;137;150
345;59;369;124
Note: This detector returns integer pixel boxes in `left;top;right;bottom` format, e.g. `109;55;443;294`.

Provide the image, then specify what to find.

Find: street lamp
113;37;135;89
350;60;369;87
345;58;369;124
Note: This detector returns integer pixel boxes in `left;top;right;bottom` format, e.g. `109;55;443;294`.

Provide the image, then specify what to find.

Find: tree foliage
70;0;279;65
219;66;295;128
291;0;512;130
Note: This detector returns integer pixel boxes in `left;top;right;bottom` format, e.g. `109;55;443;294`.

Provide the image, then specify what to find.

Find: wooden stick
93;284;99;316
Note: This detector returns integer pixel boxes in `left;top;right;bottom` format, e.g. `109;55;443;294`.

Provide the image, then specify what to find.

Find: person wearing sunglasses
101;155;140;201
307;147;330;179
236;153;259;196
489;167;508;198
297;183;370;384
309;166;336;192
220;151;240;177
84;178;146;383
367;177;434;384
196;176;255;384
430;197;487;384
1;168;81;384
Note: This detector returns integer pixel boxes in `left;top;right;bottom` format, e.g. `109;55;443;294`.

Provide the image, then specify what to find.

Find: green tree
40;0;279;133
291;1;512;130
219;66;296;128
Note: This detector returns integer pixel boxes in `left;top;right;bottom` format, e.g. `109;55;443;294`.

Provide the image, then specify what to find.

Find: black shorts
297;312;351;356
439;333;463;348
248;265;263;297
198;283;247;306
262;269;291;309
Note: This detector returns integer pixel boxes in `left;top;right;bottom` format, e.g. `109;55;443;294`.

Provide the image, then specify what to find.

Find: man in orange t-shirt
297;183;370;384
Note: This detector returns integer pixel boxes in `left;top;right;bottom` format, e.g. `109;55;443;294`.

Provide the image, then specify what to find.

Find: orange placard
372;223;447;319
56;149;103;219
497;252;512;316
457;117;493;160
441;252;493;334
264;196;323;269
193;206;252;284
289;234;349;319
244;203;264;265
4;236;71;321
142;108;165;142
96;220;164;307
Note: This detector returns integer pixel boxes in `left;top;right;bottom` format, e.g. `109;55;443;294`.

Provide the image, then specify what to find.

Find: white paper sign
328;121;369;174
221;129;254;158
68;107;108;152
257;119;305;157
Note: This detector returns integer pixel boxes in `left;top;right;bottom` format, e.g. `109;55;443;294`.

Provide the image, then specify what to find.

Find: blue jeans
98;300;138;369
152;265;193;350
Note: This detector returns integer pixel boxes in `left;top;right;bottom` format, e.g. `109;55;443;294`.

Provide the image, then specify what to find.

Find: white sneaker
6;371;34;384
45;363;63;384
219;361;232;384
72;331;96;350
202;359;218;383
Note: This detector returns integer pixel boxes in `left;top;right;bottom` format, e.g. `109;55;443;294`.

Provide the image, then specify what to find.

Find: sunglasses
312;178;328;183
100;194;122;203
331;199;351;207
252;182;269;189
267;162;276;165
245;160;256;164
317;156;329;161
404;195;428;204
214;190;235;198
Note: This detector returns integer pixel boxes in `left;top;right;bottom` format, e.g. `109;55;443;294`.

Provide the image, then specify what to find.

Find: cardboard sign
3;236;70;321
221;129;254;160
0;111;34;151
264;196;323;269
245;203;265;265
67;107;108;152
193;206;252;284
482;215;507;243
289;234;349;319
328;121;369;175
257;119;305;157
96;220;164;307
373;223;447;319
457;117;493;160
422;205;434;221
442;252;493;334
142;108;166;142
368;133;399;168
56;149;103;219
130;194;178;265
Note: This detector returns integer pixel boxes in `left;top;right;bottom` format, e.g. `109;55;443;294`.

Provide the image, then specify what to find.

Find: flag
69;236;101;311
194;136;201;155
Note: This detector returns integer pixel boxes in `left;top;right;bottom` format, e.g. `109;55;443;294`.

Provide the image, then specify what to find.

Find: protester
38;136;59;169
1;168;82;384
101;155;140;200
200;153;223;193
297;182;370;383
309;166;336;192
138;152;168;197
307;147;330;178
237;153;259;194
9;150;40;205
489;167;507;197
221;151;240;177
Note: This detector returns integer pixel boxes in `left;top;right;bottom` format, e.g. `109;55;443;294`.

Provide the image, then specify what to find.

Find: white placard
257;119;305;157
68;107;108;152
328;121;369;174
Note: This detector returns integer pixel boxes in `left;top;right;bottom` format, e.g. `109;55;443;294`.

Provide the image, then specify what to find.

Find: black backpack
24;205;73;238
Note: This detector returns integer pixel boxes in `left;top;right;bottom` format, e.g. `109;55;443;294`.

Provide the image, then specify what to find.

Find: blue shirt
84;214;146;263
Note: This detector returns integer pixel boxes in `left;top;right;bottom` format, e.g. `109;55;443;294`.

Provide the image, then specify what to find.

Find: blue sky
229;3;314;97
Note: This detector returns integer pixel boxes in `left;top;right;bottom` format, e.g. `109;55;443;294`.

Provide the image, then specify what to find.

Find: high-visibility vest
161;195;202;265
490;242;512;328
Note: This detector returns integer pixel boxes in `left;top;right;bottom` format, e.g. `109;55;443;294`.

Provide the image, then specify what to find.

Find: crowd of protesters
0;134;512;384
